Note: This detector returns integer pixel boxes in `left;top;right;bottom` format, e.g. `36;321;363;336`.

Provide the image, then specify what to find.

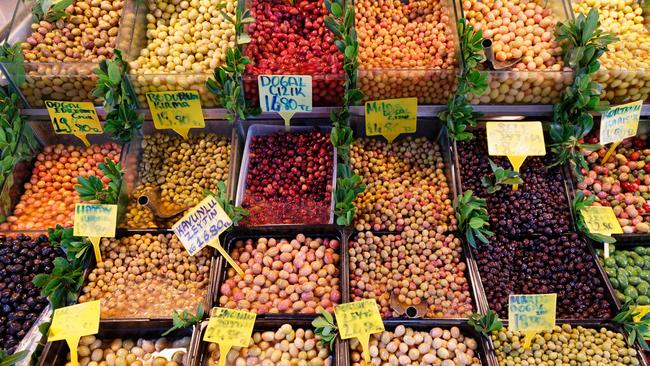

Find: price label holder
633;305;650;340
204;308;256;366
258;75;313;128
73;204;117;263
334;299;384;365
600;100;643;163
146;90;205;139
172;195;243;276
45;101;103;147
48;300;101;366
508;294;556;349
486;121;546;190
580;206;623;258
365;97;417;143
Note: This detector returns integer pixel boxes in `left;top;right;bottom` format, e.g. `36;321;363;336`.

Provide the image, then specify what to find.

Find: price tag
600;100;643;163
365;97;417;143
45;101;103;147
172;195;242;276
634;305;650;340
204;308;256;366
48;300;101;366
486;121;546;190
146;90;205;140
580;206;623;257
73;204;117;263
334;299;384;364
508;294;556;349
258;75;312;128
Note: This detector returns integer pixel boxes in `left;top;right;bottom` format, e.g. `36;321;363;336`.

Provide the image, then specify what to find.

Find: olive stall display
14;0;127;107
349;231;474;318
122;132;231;229
349;326;482;366
0;235;59;353
203;324;333;366
0;142;122;231
127;0;237;108
457;132;572;236
77;233;211;318
474;233;614;319
218;234;341;314
62;335;190;366
350;137;456;233
577;135;650;234
355;0;457;103
491;324;642;365
239;127;334;225
599;245;650;304
242;0;344;106
462;0;572;104
573;0;650;103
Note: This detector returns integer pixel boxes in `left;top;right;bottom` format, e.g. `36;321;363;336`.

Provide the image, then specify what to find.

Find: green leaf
330;2;342;17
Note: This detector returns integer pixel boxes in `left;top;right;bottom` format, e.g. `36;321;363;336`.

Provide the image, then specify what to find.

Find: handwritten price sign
600;100;642;145
258;75;312;127
46;101;103;147
365;98;417;143
204;308;256;366
508;294;556;349
48;300;101;366
146;90;205;139
334;299;384;364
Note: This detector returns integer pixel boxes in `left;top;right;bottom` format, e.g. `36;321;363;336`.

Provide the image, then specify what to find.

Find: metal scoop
138;187;190;219
482;38;521;70
390;293;429;318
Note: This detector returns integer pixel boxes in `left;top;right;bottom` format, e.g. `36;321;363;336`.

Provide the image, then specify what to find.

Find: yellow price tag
334;299;384;364
146;90;205;140
508;294;556;349
365;98;417;143
600;100;642;163
73;204;117;263
258;75;313;128
634;305;650;340
48;300;101;366
204;308;256;366
486;121;546;190
580;206;623;258
172;195;242;276
45;101;103;147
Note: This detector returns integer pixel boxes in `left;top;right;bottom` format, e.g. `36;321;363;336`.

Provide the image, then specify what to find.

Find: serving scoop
137;187;190;219
482;38;521;70
390;293;429;318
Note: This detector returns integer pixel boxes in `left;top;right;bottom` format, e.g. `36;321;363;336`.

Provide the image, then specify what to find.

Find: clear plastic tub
121;0;234;108
458;0;574;104
1;0;134;108
235;123;337;225
358;68;458;104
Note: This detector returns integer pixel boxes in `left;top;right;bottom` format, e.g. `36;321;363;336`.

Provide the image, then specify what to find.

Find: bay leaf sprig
613;300;650;351
456;190;493;248
162;304;204;336
468;310;503;337
74;158;123;205
312;310;338;351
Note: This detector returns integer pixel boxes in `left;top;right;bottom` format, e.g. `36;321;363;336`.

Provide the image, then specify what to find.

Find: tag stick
279;111;295;131
175;127;191;140
89;237;102;263
77;134;91;148
523;330;536;349
209;238;244;276
67;337;80;366
602;141;621;164
359;332;371;365
217;343;232;366
508;155;526;191
604;242;610;258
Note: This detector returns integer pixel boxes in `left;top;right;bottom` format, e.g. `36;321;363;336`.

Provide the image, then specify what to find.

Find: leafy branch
32;257;84;310
439;19;488;141
204;181;249;225
74;158;123;204
0;42;25;87
206;0;259;121
613;300;650;350
468;310;503;337
312;310;338;351
93;49;143;143
334;164;366;226
0;350;29;366
29;0;73;22
162;304;204;336
481;159;523;193
549;9;617;177
573;190;616;244
48;225;93;266
456;191;494;248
